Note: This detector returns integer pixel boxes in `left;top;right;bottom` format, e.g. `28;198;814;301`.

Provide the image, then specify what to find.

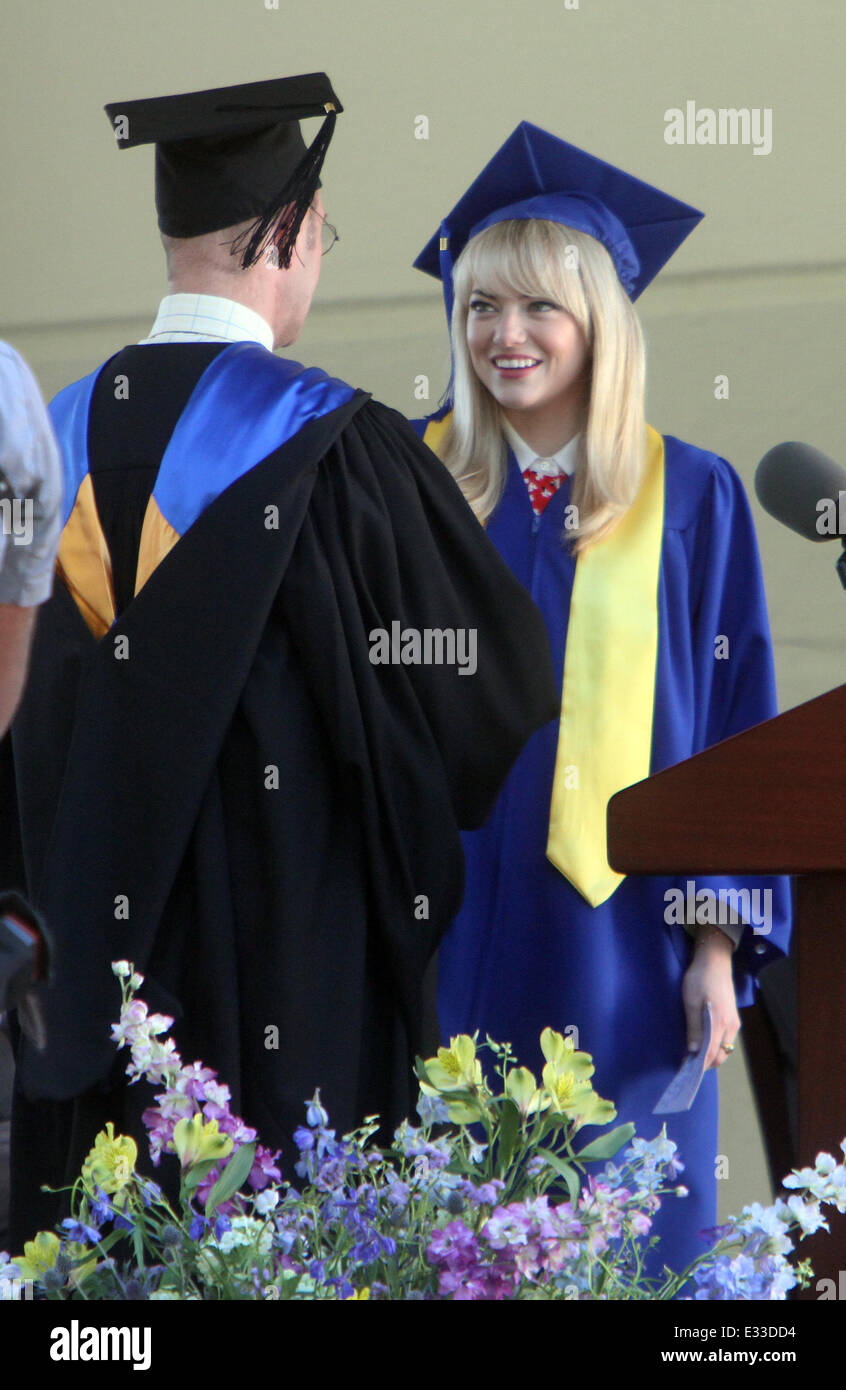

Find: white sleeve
0;343;63;606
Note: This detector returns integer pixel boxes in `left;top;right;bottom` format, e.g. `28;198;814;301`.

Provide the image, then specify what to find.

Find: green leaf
534;1148;581;1204
414;1056;433;1087
496;1098;520;1176
181;1158;220;1195
204;1143;256;1216
574;1123;636;1163
435;1085;478;1105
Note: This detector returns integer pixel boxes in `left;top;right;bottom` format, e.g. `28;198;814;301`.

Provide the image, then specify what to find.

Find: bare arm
0;602;36;735
682;925;741;1070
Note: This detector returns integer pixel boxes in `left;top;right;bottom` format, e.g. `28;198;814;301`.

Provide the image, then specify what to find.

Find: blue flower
138;1179;163;1208
61;1218;101;1245
293;1126;315;1153
89;1186;117;1226
306;1092;330;1128
416;1092;450;1127
384;1175;411;1210
189;1214;208;1241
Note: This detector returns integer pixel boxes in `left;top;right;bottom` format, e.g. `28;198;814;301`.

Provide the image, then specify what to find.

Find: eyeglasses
265;207;339;267
312;204;339;256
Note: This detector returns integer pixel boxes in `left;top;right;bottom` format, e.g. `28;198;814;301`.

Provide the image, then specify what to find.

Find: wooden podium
607;684;846;1289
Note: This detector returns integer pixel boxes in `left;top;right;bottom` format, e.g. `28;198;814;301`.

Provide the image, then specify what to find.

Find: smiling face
464;278;590;449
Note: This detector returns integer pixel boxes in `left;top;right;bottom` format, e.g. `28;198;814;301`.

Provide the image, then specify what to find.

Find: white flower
254;1190;279;1216
785;1195;828;1236
112;961;132;978
212;1216;273;1257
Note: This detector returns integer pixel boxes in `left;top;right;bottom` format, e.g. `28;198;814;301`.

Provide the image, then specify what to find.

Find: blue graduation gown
418;428;791;1280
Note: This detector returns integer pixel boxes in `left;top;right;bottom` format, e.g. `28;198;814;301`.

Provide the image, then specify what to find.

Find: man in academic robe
0;75;558;1248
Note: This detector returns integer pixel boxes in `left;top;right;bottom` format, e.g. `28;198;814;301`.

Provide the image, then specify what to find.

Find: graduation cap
414;122;704;321
104;74;342;269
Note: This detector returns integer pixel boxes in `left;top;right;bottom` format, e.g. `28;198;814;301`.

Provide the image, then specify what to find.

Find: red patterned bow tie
523;468;564;516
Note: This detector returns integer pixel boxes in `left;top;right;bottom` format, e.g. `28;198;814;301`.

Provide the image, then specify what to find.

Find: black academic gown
1;343;557;1247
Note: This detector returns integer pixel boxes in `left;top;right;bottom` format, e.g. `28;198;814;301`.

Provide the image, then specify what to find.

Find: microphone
755;442;846;588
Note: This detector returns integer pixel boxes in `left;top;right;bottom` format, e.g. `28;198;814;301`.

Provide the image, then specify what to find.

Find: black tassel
230;109;337;270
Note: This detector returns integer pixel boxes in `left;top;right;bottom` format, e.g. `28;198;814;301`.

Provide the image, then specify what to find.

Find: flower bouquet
2;961;844;1300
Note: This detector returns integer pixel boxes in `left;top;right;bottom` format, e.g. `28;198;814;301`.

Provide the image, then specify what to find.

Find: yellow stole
423;414;665;907
57;477;179;639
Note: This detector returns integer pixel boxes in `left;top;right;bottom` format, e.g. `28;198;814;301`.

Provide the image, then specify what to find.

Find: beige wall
3;0;845;1225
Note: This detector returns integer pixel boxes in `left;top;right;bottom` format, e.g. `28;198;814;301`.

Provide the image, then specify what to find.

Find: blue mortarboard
414;122;704;321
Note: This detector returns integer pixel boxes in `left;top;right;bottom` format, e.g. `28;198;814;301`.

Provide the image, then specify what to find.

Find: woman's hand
681;927;741;1069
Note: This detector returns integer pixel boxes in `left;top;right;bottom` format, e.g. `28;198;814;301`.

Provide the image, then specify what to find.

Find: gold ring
719;1042;735;1054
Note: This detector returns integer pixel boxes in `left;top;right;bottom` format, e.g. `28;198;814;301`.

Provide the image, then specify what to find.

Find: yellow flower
13;1230;61;1280
81;1123;137;1196
14;1231;98;1289
423;1035;482;1092
346;1287;370;1300
173;1114;234;1169
504;1066;548;1117
540;1028;596;1082
541;1062;616;1128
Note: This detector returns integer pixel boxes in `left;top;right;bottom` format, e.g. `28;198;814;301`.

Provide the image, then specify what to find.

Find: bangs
456;219;591;334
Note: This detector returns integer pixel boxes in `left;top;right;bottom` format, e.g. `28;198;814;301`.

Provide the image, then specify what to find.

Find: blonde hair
440;219;646;553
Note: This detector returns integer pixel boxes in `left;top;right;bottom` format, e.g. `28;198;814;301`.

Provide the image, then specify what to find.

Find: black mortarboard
104;74;342;268
414;122;704;321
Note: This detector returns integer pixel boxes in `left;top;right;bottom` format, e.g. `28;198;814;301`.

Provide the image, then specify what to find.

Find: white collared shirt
139;293;275;351
502;419;580;477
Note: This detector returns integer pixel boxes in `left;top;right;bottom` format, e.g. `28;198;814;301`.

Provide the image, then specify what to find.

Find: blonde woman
413;124;790;1278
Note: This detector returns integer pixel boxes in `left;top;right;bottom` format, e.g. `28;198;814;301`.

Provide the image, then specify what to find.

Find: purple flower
385;1175;411;1210
461;1178;505;1208
249;1145;282;1192
180;1061;218;1101
213;1111;257;1145
427;1220;482;1271
628;1212;652;1238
